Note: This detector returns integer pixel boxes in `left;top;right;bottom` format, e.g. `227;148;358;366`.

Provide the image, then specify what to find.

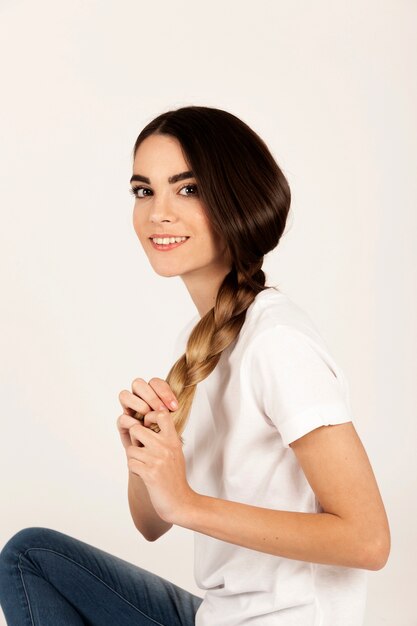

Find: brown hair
131;105;291;443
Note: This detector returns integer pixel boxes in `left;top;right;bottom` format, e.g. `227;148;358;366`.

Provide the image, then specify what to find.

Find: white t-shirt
172;287;368;626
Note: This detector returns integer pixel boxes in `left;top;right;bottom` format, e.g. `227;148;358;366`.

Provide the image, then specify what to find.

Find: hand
116;377;179;451
126;409;196;525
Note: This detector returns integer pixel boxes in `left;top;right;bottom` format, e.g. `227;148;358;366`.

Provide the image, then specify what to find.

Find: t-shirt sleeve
247;324;353;448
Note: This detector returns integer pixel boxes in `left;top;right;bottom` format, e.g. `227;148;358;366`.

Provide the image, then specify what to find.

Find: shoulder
241;287;329;357
243;323;336;380
240;292;353;447
241;289;350;399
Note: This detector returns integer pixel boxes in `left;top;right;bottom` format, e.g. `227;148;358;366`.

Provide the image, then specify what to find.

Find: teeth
152;236;188;244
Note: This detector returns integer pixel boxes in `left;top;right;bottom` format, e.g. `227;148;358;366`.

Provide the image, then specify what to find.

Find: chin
152;266;182;278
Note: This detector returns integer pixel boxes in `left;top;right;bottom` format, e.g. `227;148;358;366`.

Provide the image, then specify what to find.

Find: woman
0;105;390;625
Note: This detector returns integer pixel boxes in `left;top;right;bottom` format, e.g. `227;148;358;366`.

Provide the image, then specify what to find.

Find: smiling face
131;134;232;293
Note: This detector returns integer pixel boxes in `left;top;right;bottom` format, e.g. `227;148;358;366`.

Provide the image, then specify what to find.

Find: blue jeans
0;526;203;625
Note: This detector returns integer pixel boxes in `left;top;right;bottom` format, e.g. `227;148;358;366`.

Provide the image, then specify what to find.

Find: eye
129;183;199;199
179;183;199;197
129;185;151;199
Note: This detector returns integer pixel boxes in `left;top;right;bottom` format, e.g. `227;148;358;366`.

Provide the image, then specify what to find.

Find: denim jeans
0;526;203;625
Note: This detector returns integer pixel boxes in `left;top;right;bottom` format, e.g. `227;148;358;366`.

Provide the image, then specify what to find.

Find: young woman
0;105;390;626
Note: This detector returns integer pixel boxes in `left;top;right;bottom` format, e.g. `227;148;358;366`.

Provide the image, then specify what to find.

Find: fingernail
170;400;178;409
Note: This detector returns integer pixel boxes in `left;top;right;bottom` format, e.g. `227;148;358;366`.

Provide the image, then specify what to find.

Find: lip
149;236;190;252
149;234;189;239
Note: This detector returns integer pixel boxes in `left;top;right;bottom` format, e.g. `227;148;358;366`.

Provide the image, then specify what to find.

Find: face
131;134;232;286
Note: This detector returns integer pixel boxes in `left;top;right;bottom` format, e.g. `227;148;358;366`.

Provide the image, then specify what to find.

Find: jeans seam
19;547;168;626
17;555;35;626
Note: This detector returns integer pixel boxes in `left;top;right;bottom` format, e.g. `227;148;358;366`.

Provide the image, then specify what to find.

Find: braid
143;262;269;444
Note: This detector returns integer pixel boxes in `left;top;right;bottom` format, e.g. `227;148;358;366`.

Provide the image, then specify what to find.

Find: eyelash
129;183;199;199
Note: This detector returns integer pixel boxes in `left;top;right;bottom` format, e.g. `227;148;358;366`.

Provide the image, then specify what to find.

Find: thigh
0;526;203;626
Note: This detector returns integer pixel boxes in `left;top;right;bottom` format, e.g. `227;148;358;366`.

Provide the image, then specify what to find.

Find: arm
171;422;391;570
128;470;173;541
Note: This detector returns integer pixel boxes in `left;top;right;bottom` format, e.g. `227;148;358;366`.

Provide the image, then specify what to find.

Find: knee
0;527;57;567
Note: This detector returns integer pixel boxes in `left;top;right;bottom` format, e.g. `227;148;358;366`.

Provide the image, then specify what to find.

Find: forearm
174;493;382;570
128;471;172;541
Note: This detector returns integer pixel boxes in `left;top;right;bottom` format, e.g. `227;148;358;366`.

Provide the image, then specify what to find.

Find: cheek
195;212;219;243
132;208;145;237
203;224;225;254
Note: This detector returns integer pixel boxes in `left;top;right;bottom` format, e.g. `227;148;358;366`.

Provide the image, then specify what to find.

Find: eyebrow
129;170;194;185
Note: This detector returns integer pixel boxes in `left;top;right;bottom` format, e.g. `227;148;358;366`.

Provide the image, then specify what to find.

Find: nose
148;193;175;224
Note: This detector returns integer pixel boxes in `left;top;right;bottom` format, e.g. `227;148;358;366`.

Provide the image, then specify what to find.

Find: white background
0;1;416;624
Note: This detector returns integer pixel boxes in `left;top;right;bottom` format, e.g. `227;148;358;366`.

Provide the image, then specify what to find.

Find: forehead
133;134;187;169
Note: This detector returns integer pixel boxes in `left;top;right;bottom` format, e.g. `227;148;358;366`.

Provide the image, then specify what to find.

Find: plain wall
0;1;416;624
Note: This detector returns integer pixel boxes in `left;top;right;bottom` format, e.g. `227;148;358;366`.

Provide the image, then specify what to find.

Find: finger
116;414;144;448
144;410;178;441
128;413;161;446
126;445;151;471
118;389;150;417
147;377;179;412
126;444;150;462
129;420;159;448
130;378;166;413
143;408;167;429
117;413;142;431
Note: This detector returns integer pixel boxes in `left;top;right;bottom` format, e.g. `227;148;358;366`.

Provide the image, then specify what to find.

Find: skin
118;134;391;569
131;133;232;318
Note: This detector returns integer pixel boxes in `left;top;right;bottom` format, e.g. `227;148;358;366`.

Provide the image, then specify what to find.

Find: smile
150;237;190;251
